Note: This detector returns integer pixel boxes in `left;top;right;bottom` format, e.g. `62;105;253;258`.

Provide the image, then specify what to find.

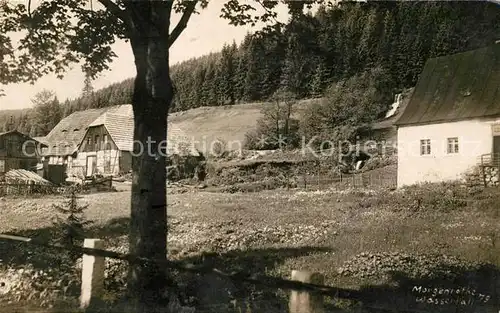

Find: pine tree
81;71;94;98
280;33;306;96
216;42;237;105
62;99;72;117
243;37;266;101
201;59;217;106
53;189;93;254
310;59;330;98
234;35;252;102
358;7;381;68
378;10;397;69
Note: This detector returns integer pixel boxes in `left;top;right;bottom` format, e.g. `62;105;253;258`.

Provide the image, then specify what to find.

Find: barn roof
0;130;48;147
43;107;109;156
83;104;200;156
395;43;500;126
32;136;48;146
88;111;134;151
2;169;52;185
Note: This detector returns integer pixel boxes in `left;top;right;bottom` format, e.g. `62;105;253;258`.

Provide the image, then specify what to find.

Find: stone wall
464;165;499;187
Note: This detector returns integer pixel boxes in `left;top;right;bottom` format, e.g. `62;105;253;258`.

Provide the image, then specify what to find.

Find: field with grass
1;182;500;312
168;99;320;153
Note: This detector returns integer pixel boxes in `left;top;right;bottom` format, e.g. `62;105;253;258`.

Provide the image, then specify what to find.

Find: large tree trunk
126;2;173;311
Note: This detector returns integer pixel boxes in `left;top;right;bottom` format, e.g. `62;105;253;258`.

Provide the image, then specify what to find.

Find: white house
395;43;500;187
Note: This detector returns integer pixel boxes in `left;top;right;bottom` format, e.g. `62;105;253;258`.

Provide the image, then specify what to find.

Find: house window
87;137;91;147
447;137;459;154
95;135;100;150
420;139;431;155
103;134;108;150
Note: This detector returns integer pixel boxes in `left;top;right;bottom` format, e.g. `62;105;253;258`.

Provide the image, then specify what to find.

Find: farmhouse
0;130;46;175
73;105;133;177
395;43;500;187
39;107;110;183
41;104;202;183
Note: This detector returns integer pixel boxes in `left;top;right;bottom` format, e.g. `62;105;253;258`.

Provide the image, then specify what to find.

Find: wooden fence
0;182;61;196
0;233;497;313
299;171;397;190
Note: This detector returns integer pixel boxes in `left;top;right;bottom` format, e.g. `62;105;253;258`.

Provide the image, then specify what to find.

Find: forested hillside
1;1;499;136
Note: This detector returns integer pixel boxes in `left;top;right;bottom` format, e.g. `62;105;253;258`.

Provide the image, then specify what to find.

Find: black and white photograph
0;0;499;312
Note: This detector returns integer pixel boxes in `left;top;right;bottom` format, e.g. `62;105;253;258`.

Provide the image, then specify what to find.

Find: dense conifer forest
1;1;499;136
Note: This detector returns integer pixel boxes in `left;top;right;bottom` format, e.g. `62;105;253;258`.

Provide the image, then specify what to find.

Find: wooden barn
0;130;46;174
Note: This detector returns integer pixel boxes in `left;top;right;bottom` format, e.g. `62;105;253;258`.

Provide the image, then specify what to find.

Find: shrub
211;138;228;157
360;155;397;172
299;66;394;147
244;89;301;150
381;182;469;213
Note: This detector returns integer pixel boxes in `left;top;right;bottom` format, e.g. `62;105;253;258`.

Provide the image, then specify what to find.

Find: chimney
6;116;14;132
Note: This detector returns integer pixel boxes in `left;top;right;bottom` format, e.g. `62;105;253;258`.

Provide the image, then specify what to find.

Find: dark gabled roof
395;43;500;126
0;130;48;147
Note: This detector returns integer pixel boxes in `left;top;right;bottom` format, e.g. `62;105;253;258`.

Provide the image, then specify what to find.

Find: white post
80;238;105;309
289;270;324;313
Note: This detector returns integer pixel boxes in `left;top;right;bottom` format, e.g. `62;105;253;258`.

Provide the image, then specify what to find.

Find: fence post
317;170;320;190
80;238;105;309
289;270;324;313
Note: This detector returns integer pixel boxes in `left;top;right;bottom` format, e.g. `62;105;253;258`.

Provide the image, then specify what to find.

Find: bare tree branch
168;0;198;48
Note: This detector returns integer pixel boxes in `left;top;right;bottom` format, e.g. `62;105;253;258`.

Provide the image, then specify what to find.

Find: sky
0;1;293;111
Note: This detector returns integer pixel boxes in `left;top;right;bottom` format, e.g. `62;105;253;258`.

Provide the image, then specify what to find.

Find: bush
380;182;469;213
210;138;228;158
360;155;397;172
299;66;394;147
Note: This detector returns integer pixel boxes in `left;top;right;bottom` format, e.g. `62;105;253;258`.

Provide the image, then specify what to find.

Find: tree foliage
1;1;498;136
300;66;393;146
244;89;300;150
31;89;62;136
1;0;328;309
0;1;499;308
